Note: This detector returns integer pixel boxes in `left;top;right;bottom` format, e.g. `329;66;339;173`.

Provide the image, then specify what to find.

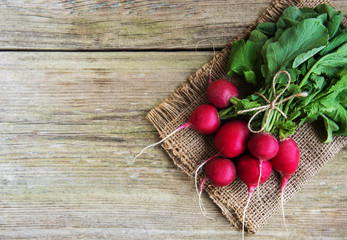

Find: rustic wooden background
0;0;346;239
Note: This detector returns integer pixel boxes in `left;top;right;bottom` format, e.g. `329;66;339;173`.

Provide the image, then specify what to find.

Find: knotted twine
238;70;308;133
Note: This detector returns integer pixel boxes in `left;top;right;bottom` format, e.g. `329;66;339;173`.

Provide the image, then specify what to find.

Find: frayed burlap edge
146;0;347;234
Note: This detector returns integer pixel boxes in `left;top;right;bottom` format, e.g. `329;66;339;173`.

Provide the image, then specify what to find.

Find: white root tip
197;179;215;220
256;161;262;202
281;192;289;233
242;193;252;240
132;127;182;163
198;187;207;216
195;162;207;215
194;156;219;220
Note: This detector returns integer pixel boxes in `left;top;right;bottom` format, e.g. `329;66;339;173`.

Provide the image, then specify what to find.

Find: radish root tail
242;191;253;240
132;123;190;163
198;177;208;215
256;160;263;202
281;191;289;232
194;153;219;218
280;176;290;233
195;39;216;84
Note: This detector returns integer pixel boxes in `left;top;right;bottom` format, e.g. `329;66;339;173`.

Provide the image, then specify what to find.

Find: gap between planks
0;47;223;53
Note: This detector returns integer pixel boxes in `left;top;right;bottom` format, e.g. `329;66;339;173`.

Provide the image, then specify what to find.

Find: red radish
207;79;239;108
187;104;221;135
247;132;279;199
195;156;236;216
133;104;220;162
248;132;279;161
205;157;236;187
237;154;273;196
214;120;250;158
237;154;272;240
271;138;300;191
271;137;300;228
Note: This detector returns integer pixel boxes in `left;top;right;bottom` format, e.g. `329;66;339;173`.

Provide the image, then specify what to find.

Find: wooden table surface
1;1;346;239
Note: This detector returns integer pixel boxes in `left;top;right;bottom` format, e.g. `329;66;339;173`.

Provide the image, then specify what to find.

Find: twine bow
238;70;308;133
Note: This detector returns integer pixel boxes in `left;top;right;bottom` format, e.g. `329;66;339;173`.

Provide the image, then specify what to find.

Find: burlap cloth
147;0;347;234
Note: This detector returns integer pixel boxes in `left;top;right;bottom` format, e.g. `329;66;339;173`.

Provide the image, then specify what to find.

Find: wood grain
0;0;272;50
0;0;343;50
1;0;346;238
0;52;345;239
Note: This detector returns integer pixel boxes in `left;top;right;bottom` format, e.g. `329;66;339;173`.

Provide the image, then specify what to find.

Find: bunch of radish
134;75;301;239
135;4;346;237
197;77;301;239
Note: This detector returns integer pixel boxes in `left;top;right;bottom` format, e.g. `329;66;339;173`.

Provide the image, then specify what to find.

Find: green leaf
298;10;320;22
314;44;347;77
319;103;346;143
309;74;325;90
302;106;320;124
299;43;347;88
341;98;347;108
256;22;277;36
320;113;340;142
244;70;257;85
314;68;347;105
338;42;347;52
282;17;298;28
298;68;347;134
315;3;343;38
326;14;343;39
316;13;328;25
307;57;318;69
276;120;297;139
250;93;261;101
249;30;269;52
320;29;347;55
287;84;301;94
236;98;262;110
322;104;347;136
288;108;302;121
264;18;329;81
300;56;318;76
226;40;260;85
292;45;326;68
276;6;302;29
315;4;338;19
219;97;263;120
272;68;300;88
300;7;318;14
274;28;284;41
260;37;275;79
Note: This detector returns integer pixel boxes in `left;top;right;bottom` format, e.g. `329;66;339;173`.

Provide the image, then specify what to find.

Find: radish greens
221;4;346;142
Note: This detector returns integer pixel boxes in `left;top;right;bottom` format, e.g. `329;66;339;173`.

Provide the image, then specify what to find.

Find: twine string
237;70;308;133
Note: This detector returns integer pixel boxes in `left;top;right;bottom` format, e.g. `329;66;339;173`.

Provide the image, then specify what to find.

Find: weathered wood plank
0;0;344;50
0;0;269;50
0;52;345;239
